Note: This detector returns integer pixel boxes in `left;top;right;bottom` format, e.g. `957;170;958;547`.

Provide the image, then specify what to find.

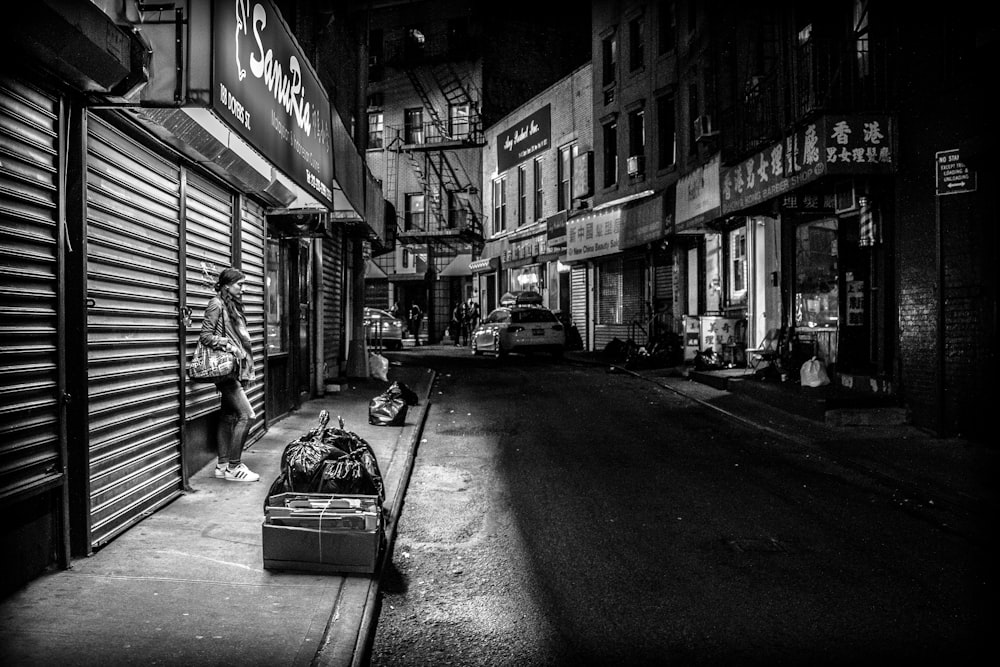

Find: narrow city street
370;348;993;666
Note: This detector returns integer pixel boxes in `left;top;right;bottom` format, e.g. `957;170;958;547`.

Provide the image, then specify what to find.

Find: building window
659;1;676;54
602;33;617;86
602;120;618;188
533;156;543;221
449;103;470;140
402;247;411;269
656;94;676;170
728;226;747;302
492;176;506;236
368;29;384;82
558;143;577;212
404;108;424;144
687;83;699;154
368;111;383;149
627;108;645;178
629;16;645;71
405;193;425;231
517;165;527;226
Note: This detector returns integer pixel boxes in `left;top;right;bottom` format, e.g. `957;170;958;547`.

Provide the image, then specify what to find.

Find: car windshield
485;309;510;324
365;309;393;320
510;309;558;324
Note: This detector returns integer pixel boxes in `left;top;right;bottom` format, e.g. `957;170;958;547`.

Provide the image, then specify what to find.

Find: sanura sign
212;0;334;208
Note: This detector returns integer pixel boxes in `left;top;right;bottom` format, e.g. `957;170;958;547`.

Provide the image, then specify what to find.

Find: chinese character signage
212;0;334;208
566;208;620;261
497;105;552;173
721;114;894;215
675;154;721;231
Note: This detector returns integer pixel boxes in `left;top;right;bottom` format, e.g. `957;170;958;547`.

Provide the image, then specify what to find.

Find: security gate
85;115;183;548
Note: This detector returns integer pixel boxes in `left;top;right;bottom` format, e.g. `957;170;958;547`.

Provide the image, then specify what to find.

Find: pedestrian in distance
389;300;400;319
451;300;467;346
465;298;481;337
200;267;259;482
408;303;423;346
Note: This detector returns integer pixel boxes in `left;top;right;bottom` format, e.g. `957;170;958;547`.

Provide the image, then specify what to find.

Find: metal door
85;115;183;548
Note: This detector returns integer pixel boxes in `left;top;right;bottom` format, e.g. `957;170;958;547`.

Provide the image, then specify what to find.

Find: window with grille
728;226;747;300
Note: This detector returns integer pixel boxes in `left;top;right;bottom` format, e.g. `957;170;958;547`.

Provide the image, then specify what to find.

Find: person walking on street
466;298;481;334
408;303;423;346
200;267;259;482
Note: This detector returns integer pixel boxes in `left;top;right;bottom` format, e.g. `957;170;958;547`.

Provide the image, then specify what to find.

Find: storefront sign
497;105;551;173
502;235;547;263
212;0;334;208
566;208;620;261
935;149;976;195
620;193;666;250
546;210;567;244
675;154;721;232
847;280;865;326
722;114;894;215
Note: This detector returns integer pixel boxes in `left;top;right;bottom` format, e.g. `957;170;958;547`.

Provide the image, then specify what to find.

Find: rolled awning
469;257;500;274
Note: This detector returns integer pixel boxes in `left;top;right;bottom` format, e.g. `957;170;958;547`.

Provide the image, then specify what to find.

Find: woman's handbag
187;315;237;383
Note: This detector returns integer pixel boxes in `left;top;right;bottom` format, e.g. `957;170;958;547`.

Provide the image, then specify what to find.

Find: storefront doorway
265;237;314;422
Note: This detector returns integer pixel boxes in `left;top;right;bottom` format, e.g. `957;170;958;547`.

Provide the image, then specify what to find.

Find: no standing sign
935;149;977;196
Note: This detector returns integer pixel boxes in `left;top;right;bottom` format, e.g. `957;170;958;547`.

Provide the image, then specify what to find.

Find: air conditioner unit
626;155;645;177
694;114;718;141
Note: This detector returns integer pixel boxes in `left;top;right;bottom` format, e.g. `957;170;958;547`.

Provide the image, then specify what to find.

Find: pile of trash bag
264;410;385;510
368;381;418;427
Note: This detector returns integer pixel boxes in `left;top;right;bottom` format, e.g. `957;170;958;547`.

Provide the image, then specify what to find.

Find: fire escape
382;29;485;258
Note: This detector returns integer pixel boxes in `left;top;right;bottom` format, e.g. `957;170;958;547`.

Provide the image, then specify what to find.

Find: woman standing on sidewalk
200;267;260;482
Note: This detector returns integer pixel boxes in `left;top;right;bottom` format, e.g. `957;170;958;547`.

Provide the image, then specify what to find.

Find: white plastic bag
799;356;830;387
369;352;389;382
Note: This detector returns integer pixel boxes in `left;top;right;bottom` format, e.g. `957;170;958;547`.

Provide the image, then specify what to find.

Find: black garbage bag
312;445;385;501
369;393;408;426
386;380;418;406
264;410;385;511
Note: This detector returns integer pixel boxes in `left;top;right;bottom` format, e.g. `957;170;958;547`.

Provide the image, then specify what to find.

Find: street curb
350;369;437;667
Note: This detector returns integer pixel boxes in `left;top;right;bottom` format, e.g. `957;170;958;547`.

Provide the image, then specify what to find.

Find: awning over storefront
439;253;473;277
566;190;657;262
366;259;387;279
675;154;721;233
470;257;500;273
387;272;428;282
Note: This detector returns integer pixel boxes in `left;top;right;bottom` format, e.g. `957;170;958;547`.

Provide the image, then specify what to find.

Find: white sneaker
213;464;227;479
224;463;260;482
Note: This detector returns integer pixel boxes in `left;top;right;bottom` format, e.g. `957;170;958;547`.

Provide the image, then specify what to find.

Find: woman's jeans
216;379;255;464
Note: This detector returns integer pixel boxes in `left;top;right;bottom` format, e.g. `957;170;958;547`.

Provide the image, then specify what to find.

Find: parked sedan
471;302;566;358
364;307;404;350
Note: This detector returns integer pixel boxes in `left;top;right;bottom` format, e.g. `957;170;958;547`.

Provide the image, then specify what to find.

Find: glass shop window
794;219;839;328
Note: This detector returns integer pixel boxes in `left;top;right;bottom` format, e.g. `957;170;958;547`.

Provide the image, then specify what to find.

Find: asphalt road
369;347;993;666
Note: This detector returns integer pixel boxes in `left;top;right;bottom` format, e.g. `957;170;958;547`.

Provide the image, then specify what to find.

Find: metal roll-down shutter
85;115;183;548
0;78;63;506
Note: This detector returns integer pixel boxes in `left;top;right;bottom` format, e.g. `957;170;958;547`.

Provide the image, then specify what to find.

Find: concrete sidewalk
0;360;436;667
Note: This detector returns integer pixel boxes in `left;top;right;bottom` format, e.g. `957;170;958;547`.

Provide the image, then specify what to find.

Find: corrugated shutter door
322;233;345;378
0;78;62;504
622;258;644;324
184;171;232;420
85;115;182;548
654;261;672;306
240;198;266;440
570;265;587;351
